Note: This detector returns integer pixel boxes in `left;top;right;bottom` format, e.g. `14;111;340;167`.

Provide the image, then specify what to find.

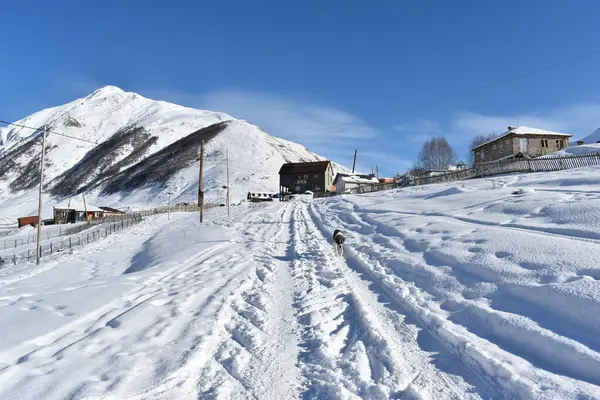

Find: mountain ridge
0;86;348;219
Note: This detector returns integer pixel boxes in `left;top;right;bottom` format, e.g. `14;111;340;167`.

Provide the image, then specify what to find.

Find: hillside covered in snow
0;86;346;219
0;166;599;399
580;127;600;144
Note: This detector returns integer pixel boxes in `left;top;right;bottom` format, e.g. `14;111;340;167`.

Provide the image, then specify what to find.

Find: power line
272;47;600;136
2;47;599;153
0;119;99;145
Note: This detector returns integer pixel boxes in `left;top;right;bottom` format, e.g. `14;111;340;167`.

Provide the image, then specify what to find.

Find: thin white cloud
197;90;376;144
141;88;410;175
394;102;600;161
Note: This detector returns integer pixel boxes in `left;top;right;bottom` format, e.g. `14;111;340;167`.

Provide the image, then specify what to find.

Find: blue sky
2;1;600;175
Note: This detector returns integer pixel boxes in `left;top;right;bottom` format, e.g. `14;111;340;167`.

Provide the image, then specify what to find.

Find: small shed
54;201;104;224
17;216;40;228
247;192;275;202
333;173;379;194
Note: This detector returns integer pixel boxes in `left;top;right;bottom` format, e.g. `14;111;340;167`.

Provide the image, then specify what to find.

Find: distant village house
472;126;572;165
279;161;334;195
333;173;379;194
99;206;127;217
53;202;104;224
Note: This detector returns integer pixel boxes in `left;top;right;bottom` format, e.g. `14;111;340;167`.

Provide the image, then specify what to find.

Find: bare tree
416;137;457;171
469;133;499;165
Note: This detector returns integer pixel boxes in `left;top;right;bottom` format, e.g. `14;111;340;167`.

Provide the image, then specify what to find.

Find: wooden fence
414;153;600;186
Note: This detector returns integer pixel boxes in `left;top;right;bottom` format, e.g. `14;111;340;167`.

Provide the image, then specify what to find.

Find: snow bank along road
1;167;600;399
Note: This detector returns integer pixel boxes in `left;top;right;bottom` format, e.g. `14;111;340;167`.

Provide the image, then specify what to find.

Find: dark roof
279;161;331;174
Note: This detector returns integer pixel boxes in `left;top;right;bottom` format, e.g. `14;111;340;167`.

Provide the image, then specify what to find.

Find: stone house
278;161;334;195
472;126;572;165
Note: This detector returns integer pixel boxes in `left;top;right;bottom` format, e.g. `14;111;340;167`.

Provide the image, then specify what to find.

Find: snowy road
1;169;600;399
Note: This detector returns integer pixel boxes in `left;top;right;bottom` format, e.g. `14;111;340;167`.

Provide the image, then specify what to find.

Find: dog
333;229;345;256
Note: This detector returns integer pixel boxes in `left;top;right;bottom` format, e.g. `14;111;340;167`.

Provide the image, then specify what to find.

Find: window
556;139;564;149
540;139;549;148
314;173;319;179
492;145;496;157
295;185;301;192
480;150;485;161
499;143;504;153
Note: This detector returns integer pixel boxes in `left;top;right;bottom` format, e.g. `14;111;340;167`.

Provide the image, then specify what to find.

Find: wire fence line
0;203;219;267
413;152;600;186
312;153;600;199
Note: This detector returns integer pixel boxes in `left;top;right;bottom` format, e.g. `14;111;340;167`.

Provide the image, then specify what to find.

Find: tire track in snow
311;198;600;399
293;201;472;399
194;202;301;399
0;204;296;400
136;202;301;400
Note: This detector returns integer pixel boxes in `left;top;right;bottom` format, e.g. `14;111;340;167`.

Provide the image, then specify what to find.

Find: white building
333;173;379;194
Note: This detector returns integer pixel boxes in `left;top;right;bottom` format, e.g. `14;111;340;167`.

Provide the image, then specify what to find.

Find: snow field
311;167;600;399
1;166;600;399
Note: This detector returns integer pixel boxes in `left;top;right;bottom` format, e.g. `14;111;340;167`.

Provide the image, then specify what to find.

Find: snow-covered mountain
580;128;600;144
0;86;347;218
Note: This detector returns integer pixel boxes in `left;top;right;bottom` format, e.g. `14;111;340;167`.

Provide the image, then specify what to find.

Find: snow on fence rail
321;153;600;198
0;203;217;266
0;214;143;266
344;182;399;195
414;152;600;186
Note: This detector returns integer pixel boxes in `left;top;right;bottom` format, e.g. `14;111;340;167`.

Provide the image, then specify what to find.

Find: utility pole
36;126;47;265
352;149;358;173
376;165;379;179
82;192;90;225
198;140;204;223
226;149;230;217
167;191;173;220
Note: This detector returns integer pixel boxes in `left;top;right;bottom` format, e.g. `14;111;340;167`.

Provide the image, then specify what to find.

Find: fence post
69;237;72;248
87;233;89;243
14;240;17;248
13;255;16;265
50;243;53;254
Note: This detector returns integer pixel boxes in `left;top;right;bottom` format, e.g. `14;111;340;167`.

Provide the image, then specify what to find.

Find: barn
53;201;104;224
278;161;334;195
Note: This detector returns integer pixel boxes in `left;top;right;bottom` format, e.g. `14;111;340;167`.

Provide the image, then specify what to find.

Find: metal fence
0;203;218;266
413;152;600;186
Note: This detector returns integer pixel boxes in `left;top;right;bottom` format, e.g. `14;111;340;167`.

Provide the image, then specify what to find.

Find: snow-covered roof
340;175;379;185
54;200;103;212
333;173;376;185
472;126;572;151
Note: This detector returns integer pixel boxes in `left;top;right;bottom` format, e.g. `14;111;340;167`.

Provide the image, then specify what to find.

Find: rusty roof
279;161;331;174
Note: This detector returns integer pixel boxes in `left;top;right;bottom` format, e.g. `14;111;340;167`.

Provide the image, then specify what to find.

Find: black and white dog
333;229;345;256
